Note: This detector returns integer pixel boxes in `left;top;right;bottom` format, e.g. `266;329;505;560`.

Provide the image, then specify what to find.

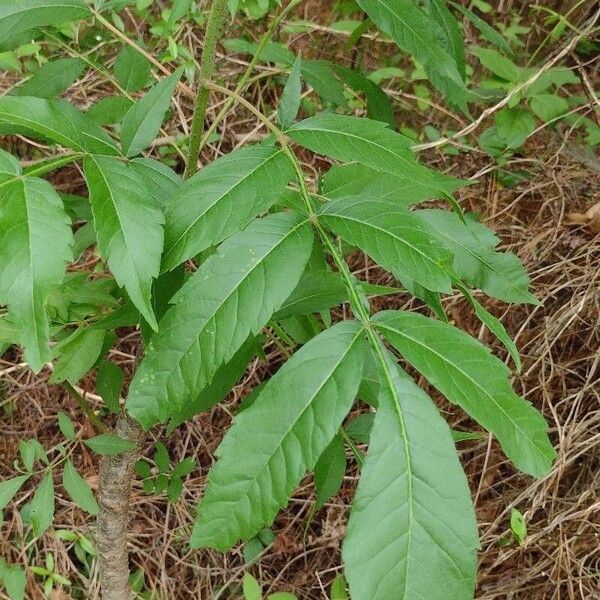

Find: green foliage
343;349;479;600
0;2;560;598
356;0;468;110
0;0;89;38
0;559;26;600
83;154;165;329
373;311;556;476
63;460;99;515
11;58;86;98
121;68;183;157
0;163;73;371
83;434;136;455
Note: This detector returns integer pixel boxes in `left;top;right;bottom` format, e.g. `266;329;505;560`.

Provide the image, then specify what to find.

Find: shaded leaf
127;213;314;428
11;58;86;98
0;476;29;511
114;45;152;93
50;328;106;384
0;174;73;371
30;472;54;537
84;155;165;329
373;310;556;476
314;433;346;510
278;55;302;128
62;459;99;515
191;321;366;550
343;349;478;600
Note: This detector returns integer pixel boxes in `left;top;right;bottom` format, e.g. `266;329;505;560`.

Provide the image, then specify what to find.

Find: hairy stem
184;0;229;179
197;0;304;153
97;415;143;600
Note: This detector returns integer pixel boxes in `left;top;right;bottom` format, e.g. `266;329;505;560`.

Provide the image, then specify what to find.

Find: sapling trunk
97;415;143;600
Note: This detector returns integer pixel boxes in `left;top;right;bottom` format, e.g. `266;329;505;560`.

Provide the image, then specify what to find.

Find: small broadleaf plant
0;1;556;599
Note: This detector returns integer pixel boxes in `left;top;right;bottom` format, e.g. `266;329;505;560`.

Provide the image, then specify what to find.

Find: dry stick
413;8;600;152
97;415;143;600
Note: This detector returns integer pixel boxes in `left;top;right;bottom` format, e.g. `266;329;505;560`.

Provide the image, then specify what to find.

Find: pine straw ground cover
1;2;600;598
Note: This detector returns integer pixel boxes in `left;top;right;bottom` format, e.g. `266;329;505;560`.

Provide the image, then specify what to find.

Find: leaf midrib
369;347;415;598
145;218;309;393
164;149;285;264
321;206;449;283
205;325;364;542
376;321;549;463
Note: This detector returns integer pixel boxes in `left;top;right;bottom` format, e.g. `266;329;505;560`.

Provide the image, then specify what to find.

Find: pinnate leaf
373;310;556;476
278;55;302;128
191;320;366;550
162;145;293;271
343;349;478;600
0;96;119;155
121;68;183;157
11;58;86;98
84;155;165;329
288;114;455;191
0;173;73;371
127;213;314;428
319;197;453;292
416;208;537;304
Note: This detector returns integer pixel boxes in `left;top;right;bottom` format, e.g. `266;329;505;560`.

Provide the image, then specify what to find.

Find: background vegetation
0;0;599;598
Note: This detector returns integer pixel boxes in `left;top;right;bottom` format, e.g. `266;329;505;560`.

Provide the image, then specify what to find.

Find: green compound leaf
162;145;293;271
288;114;455;191
322;163;464;204
127;213;314;429
373;310;556;476
416;208;537;304
343;349;478;600
0;96;120;155
84;155;165;330
121;68;183;157
0;0;89;38
319;197;453;293
0;173;73;371
356;0;468;111
191;320;366;550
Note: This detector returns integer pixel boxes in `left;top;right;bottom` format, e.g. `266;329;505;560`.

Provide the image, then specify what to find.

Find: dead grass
1;2;600;599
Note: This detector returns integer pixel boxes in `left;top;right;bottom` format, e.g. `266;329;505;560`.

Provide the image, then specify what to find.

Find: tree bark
96;415;143;600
